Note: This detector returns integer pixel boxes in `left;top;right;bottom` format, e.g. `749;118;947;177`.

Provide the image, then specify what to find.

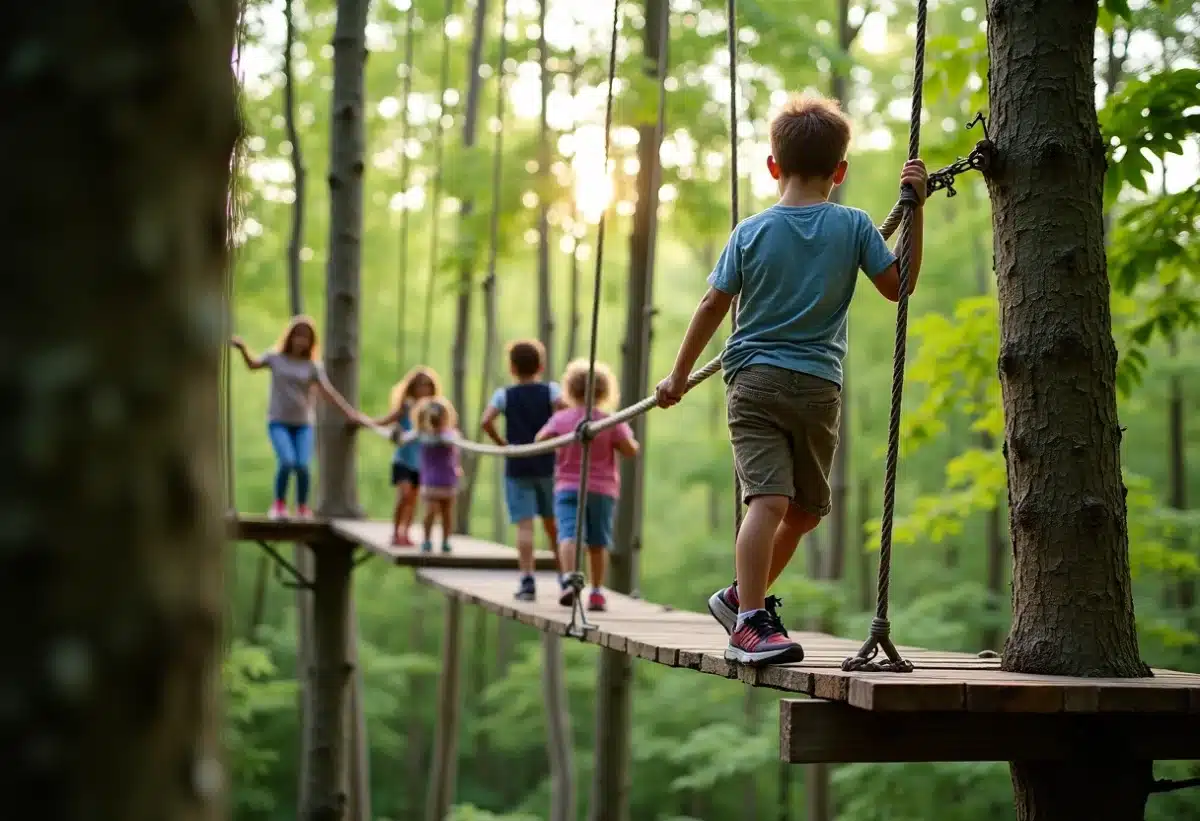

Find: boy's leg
768;504;821;586
535;477;562;580
553;491;580;606
439;498;454;550
506;477;537;572
391;479;408;543
515;519;535;571
584;494;615;611
735;495;789;612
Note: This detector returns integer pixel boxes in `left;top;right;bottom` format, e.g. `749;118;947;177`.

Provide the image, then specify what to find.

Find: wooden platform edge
779;698;1200;763
226;515;334;543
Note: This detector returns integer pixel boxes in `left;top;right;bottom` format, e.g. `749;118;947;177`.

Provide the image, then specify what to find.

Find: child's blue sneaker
441;540;452;554
514;574;536;602
420;540;433;553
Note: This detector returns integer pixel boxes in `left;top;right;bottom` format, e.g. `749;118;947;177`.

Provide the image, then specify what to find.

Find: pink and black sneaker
725;609;805;666
707;581;740;634
268;500;287;521
587;589;607;612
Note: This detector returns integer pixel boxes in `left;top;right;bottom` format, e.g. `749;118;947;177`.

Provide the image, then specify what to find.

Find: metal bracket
564;571;594;638
926;112;995;198
255;539;314;590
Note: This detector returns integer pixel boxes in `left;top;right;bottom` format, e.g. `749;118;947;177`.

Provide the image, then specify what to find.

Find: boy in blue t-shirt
481;339;566;600
655;94;928;666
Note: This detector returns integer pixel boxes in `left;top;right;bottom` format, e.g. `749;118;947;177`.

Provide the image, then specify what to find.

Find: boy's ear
766;154;781;181
832;159;849;185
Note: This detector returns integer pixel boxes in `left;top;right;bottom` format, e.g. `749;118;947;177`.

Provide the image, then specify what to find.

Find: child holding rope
536;359;639;612
406;396;463;554
655;95;927;665
372;366;441;546
480;340;567;601
231;316;368;520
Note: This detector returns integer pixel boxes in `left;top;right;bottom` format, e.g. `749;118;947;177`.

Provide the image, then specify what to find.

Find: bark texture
536;0;555;373
987;0;1151;815
307;544;354;821
426;599;463;821
1;2;238;819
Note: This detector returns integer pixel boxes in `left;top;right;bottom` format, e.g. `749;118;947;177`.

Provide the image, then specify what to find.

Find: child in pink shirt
536;359;639;611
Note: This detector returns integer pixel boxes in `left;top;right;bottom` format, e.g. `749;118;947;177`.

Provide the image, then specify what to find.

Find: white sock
736;608;765;629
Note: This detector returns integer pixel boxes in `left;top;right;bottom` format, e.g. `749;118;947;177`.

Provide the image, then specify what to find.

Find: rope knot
573;418;595;444
869;617;891;642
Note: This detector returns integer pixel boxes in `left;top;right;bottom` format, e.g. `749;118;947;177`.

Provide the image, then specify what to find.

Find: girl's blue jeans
267;422;314;505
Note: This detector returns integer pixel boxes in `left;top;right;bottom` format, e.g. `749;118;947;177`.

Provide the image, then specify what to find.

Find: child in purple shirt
411;397;462;553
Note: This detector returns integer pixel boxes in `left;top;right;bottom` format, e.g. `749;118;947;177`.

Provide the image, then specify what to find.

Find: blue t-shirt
709;203;895;387
393;405;419;469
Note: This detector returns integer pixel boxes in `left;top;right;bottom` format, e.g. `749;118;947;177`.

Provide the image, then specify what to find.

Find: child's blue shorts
504;476;555;524
553;489;616;549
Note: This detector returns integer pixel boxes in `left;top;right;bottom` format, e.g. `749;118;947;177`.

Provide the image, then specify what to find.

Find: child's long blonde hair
274;315;321;361
389;366;443;413
562;358;619;412
413;396;458;434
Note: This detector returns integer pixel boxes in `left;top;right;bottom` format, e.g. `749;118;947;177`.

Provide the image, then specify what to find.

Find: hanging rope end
840;618;915;673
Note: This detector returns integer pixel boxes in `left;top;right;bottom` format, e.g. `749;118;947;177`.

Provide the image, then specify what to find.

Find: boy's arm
656;287;733;406
868;160;928;302
480;406;506;446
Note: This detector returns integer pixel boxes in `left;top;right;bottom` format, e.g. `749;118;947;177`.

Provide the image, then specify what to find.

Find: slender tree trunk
449;0;489;458
310;0;370;819
1170;336;1190;610
565;54;582;364
2;5;237;818
426;599;463;821
397;1;415;364
536;0;555;372
699;242;722;531
421;0;455;363
246;553;270;640
776;758;791;821
987;2;1151;817
592;6;667;821
542;632;575;821
743;687;758;819
285;0;306;315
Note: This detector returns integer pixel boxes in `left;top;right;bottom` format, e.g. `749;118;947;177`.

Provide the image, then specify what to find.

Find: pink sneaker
587;590;607;612
268;500;287;521
725;610;805;666
296;505;314;520
707;582;739;634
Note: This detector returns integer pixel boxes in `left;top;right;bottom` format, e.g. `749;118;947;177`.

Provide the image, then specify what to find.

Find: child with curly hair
372;366;441;545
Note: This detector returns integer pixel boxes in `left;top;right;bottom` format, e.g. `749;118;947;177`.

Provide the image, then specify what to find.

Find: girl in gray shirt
231;316;366;520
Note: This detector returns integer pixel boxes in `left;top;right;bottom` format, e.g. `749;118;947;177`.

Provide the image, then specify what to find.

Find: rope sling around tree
366;0;996;660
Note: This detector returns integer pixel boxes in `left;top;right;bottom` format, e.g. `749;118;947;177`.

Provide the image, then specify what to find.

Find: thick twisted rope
841;0;928;675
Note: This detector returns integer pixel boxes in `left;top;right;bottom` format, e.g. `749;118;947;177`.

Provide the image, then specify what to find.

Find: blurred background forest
222;0;1200;818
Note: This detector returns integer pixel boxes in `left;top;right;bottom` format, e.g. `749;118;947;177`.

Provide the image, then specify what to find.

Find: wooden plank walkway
226;515;557;570
417;568;1200;715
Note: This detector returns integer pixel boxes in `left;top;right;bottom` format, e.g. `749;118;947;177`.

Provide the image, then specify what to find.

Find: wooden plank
780;699;1200;763
228;514;332;543
416;567;1200;714
330;519;558;570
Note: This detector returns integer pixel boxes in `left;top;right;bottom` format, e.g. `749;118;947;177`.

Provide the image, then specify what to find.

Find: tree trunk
246;552;270;640
285;0;306;316
536;0;555;373
2;4;237;818
542;632;576;821
591;5;667;820
426;599;463;821
397;0;415;364
743;687;758;819
987;1;1151;816
565;54;582;364
1169;336;1190;610
421;0;455;363
776;758;791;821
312;0;370;819
449;0;489;454
344;603;371;821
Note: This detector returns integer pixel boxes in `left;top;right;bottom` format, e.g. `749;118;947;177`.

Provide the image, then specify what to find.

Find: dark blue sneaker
514;575;536;602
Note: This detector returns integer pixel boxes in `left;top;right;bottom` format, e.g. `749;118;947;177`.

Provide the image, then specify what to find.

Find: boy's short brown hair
769;95;851;179
507;339;545;378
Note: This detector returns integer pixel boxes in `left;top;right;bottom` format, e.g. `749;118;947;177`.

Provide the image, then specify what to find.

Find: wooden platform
418;568;1200;762
226;515;557;570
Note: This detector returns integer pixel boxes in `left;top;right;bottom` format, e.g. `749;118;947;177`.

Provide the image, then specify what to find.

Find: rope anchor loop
840;618;914;674
925;112;995;198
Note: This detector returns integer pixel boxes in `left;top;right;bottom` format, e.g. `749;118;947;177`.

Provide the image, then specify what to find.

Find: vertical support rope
841;0;927;674
421;0;455;362
566;0;621;638
397;1;416;364
726;0;743;539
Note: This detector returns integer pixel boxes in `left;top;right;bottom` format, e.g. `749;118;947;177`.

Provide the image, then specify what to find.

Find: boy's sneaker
587;590;607;611
707;581;740;634
268;501;287;521
420;541;433;553
725;610;805;666
296;505;314;521
514;576;536;602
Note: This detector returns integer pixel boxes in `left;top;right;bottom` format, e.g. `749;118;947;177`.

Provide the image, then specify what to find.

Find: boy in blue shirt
655;95;928;665
482;339;567;600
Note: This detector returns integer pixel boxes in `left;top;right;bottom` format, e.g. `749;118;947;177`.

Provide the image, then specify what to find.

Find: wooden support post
779;699;1200;764
426;597;463;821
297;544;317;813
542;632;575;821
306;542;355;821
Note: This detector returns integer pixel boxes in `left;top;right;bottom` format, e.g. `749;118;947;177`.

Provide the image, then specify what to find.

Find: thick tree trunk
591;6;666;821
312;0;370;819
449;0;489;450
2;4;237;818
987;1;1151;816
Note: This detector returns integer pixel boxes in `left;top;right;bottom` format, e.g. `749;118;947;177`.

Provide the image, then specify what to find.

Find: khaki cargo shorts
726;365;841;516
